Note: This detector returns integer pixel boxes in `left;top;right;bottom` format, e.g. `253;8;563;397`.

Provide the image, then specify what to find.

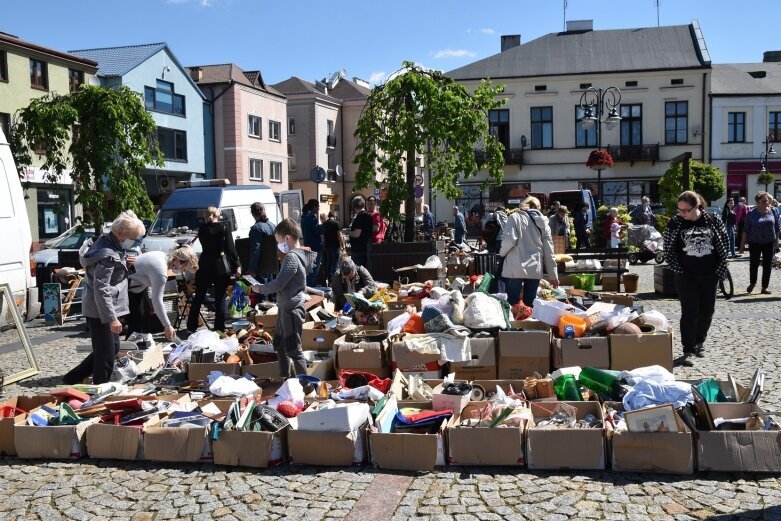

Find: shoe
762;288;772;294
695;343;705;358
674;353;694;367
144;333;155;347
747;284;755;294
126;332;145;343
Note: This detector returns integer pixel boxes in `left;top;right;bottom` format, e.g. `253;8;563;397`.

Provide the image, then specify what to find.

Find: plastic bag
228;282;251;318
267;378;306;409
423;255;443;268
642;310;669;331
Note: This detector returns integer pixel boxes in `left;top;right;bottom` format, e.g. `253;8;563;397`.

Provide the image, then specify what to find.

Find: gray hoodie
499;209;558;281
79;233;129;323
255;248;317;310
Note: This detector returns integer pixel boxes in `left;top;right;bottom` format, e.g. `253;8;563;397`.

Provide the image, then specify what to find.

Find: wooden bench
558;247;630;292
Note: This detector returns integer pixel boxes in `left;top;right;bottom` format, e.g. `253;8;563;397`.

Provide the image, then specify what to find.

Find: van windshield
150;209;201;236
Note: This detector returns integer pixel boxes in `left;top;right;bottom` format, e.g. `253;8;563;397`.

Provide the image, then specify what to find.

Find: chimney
763;51;781;63
501;35;521;52
190;67;203;82
566;20;594;32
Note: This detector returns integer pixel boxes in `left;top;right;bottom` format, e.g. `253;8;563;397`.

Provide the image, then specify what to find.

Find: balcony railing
474;147;524;168
607;144;660;165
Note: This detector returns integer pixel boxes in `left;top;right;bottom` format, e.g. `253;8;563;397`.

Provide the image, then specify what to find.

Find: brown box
599;292;635;308
610;329;673;372
381;308;407;327
0;395;52;456
250;307;279;329
498;328;552;379
86;416;160;461
333;336;390;378
243;362;281;378
447;401;526;466
606;402;693;474
696;403;781;472
526;401;606;470
448;338;497;380
391;341;442;379
370;406;447;471
554;337;610;369
288;424;367;466
188;362;240;382
302;322;341;350
213;427;288;468
14;404;98;459
143;417;208;463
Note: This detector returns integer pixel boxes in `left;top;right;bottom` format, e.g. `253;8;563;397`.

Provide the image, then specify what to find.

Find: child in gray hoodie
252;218;316;377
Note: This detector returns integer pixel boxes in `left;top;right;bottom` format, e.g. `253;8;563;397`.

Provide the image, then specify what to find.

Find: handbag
216;252;232;277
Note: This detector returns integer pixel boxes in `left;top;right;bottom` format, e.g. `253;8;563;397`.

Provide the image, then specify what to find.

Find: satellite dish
336;165;344;177
309;166;327;183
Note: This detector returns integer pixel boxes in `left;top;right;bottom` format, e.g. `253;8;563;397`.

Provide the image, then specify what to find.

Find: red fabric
371;211;386;244
512;301;533;320
402;313;425;334
338;370;391;394
276;401;300;418
404;408;453;423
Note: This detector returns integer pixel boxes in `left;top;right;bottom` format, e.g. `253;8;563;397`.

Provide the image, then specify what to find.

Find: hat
421;306;457;334
340;258;357;277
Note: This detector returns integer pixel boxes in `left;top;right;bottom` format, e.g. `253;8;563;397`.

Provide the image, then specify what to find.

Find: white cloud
480;28;495;35
433;49;476;59
166;0;214;6
368;71;387;86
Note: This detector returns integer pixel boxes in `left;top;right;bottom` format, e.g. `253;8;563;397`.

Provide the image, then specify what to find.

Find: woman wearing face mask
252;218;316;377
187;206;241;333
126;245;199;345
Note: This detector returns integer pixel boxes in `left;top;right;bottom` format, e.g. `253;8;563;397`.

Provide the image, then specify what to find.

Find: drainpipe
340;102;346;227
206;83;235;181
701;72;707;163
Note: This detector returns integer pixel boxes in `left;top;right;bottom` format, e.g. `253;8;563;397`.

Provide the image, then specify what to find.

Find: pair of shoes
747;284;755;294
674;353;695;367
762;288;772;295
695;343;705;358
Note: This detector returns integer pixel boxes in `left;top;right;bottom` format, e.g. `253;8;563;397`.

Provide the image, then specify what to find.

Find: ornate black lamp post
580;86;622;206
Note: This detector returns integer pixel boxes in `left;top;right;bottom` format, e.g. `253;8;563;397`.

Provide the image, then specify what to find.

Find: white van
0;129;39;322
141;180;303;254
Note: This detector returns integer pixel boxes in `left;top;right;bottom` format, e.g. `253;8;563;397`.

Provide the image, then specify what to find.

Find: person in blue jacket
453;206;466;244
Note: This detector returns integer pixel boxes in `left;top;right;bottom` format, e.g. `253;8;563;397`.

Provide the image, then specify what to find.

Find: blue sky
2;0;777;86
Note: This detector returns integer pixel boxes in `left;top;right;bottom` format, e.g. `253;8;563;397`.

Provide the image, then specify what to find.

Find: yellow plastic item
558;314;588;338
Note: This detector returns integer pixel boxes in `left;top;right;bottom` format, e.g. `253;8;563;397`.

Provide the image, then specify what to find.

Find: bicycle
719;267;734;299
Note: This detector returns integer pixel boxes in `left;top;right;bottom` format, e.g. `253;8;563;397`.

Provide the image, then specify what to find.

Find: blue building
70;42;214;202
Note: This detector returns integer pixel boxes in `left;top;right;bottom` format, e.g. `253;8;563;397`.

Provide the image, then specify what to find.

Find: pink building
189;64;289;192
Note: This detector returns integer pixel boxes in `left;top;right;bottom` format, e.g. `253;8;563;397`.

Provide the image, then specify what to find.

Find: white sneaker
144;333;155;346
127;332;145;343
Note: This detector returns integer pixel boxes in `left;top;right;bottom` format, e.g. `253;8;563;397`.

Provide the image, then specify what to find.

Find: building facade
710;53;781;204
443;20;712;220
189;64;288;193
0;31;98;242
70;43;212;203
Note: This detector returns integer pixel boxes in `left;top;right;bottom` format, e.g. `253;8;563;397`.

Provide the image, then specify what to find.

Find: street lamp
759;135;777;194
580;86;622;206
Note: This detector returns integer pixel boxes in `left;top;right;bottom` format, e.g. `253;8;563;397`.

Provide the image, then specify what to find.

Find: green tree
354;61;506;242
10;85;161;230
757;171;776;193
658;160;725;213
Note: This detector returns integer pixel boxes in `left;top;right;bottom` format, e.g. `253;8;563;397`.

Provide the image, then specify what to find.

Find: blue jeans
455;228;464;244
503;278;540;307
726;226;736;256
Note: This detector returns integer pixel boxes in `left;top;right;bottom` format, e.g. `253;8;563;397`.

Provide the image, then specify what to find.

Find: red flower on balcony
586;149;614;170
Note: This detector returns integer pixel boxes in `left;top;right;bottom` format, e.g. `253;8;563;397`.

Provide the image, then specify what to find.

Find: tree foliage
354;61;506;241
658;160;725;213
10;85;161;230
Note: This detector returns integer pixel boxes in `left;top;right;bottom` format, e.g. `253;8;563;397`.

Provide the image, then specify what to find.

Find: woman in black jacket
187;206;241;332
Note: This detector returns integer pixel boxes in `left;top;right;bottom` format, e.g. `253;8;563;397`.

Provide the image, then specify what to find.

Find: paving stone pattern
2;257;781;520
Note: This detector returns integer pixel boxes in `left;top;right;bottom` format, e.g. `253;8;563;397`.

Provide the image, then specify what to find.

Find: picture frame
691;386;716;431
0;283;40;388
624;404;680;433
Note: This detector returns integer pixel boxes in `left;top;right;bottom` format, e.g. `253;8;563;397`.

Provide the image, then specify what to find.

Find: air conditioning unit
158;176;174;193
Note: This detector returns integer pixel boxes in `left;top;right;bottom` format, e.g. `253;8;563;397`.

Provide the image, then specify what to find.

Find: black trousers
351;251;368;269
674;272;718;354
273;305;307;377
127;290;150;334
748;241;774;289
63;317;120;385
188;270;229;332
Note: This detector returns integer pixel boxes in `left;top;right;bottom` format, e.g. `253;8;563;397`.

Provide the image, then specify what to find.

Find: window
0;113;10;139
534;85;547;92
769;112;781;142
248;115;261;138
220;209;237;231
68;69;84;93
269;120;281;142
727;112;745;143
288;117;296;135
620;104;643;146
0;51;7;82
531;106;553;149
287;143;296;172
29;59;48;89
71;124;81;145
665;101;688;144
270;161;282;182
575;107;597;148
156;127;187;161
488;109;510;149
579;83;591;89
625;81;638;87
583;180;655;208
671;78;684;85
327;120;336;147
144;80;185;116
249;158;263;181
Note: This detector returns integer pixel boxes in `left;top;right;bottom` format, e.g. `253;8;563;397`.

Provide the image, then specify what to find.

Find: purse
216;252;232;277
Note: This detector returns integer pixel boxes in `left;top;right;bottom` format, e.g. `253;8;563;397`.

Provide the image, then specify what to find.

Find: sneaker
695;343;705;358
674;353;694;367
126;332;145;343
144;333;155;347
761;288;772;295
747;284;755;294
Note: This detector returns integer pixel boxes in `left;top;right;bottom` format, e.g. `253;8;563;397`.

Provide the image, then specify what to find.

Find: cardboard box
381;308;408;327
610;329;673;372
188;362;240;381
302;322;341;350
212;427;288;468
296;402;371;432
432;392;470;413
447;401;526;466
696;403;781;472
242;362;281;378
554;337;610;369
0;395;52;456
391;341;442;379
606;402;694;474
448;338;497;380
288;423;367;465
369;401;447;471
250;307;279;329
86;416;159;461
599;292;635;308
143;418;209;463
526;401;606;470
498;329;552;379
14;405;98;459
333;336;390;378
305;353;335;380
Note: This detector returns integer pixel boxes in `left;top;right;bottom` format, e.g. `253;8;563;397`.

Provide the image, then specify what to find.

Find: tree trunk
404;94;416;242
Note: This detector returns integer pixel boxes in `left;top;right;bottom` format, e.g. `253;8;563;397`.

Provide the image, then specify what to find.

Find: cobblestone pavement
2;256;781;520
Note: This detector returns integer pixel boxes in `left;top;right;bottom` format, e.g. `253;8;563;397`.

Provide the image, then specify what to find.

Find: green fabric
58;403;83;426
572;273;596;291
697;379;728;403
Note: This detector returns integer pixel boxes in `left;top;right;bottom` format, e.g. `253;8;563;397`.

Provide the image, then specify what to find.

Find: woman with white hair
63;210;145;384
126;244;199;345
499;196;558;307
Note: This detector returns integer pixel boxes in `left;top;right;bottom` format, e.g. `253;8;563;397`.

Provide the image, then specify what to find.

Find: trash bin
623;273;639;293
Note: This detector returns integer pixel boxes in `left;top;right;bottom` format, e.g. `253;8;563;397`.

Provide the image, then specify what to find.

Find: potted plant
586;149;614;170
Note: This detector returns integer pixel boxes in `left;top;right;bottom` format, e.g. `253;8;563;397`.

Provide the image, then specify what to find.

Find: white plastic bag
531;298;582;326
267;378;305;409
642;310;669;331
424;255;443;268
387;312;411;336
463;292;506;329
